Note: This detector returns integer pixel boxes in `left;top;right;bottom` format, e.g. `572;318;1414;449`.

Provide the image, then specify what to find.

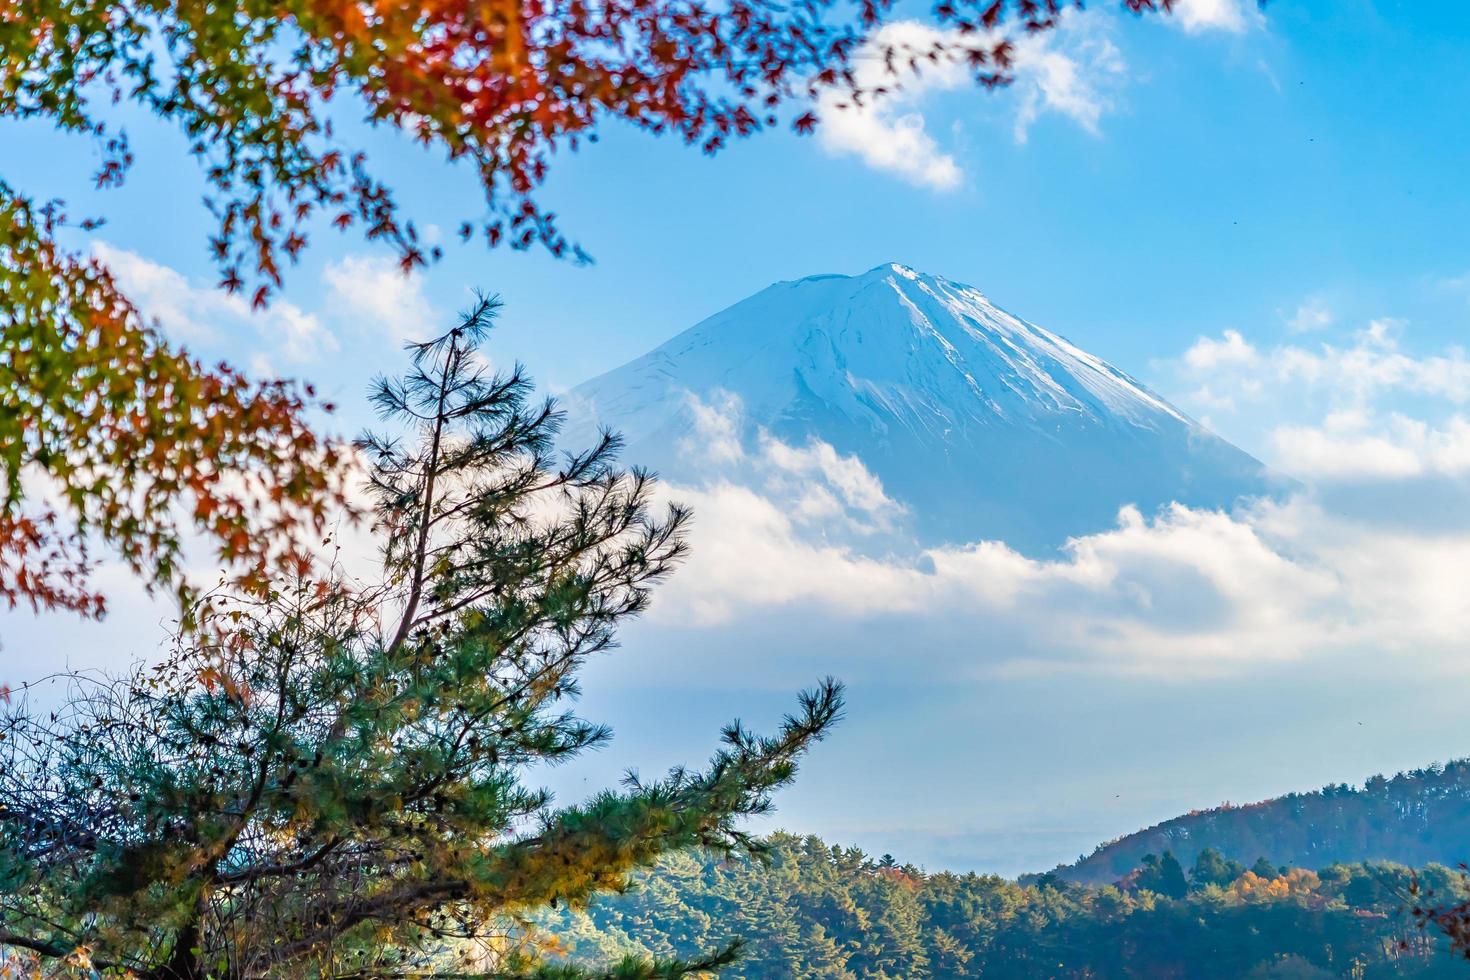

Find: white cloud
1272;426;1425;480
657;480;917;621
816;22;968;191
322;255;436;343
681;390;746;466
679;391;905;532
96;243;336;365
1285;298;1333;333
1273;413;1470;481
759;433;900;526
652;415;1470;675
1166;318;1470;489
1274;341;1470;404
1183;329;1258;370
813;0;1243;189
1358;317;1404;349
96;245;445;370
1168;0;1258;35
817;12;1125;188
1011;22;1126;145
1175;323;1470;412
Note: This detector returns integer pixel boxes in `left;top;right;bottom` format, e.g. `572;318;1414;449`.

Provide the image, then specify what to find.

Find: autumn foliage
0;190;346;616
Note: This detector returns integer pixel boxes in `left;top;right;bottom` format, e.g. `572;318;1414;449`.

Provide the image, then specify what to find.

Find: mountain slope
1060;759;1470;886
544;832;1465;979
564;263;1279;552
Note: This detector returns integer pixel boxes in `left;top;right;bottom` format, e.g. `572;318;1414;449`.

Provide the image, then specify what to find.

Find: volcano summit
564;263;1278;552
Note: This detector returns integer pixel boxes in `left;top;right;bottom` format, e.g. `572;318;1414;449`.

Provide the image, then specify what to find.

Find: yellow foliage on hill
1231;868;1322;902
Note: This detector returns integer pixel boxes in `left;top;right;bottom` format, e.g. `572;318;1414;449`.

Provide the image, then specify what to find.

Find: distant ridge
564;263;1282;552
1060;759;1470;885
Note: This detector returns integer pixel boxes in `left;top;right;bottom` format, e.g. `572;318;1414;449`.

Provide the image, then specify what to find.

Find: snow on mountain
562;263;1282;553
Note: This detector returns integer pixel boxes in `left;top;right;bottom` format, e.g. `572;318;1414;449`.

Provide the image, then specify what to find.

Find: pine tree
1136;852;1189;900
0;298;842;978
1252;857;1282;879
1191;847;1245;890
1157;851;1189;899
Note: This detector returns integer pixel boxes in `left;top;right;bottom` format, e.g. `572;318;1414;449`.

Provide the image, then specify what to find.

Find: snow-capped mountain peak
564;264;1278;552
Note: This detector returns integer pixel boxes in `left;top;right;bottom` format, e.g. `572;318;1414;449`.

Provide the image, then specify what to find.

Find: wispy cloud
816;12;1125;189
1285;298;1334;333
96;245;443;373
1272;413;1470;481
1174;324;1470;412
321;255;437;343
813;0;1260;188
676;391;906;532
1011;19;1126;145
816;22;969;191
1164;314;1470;488
95;243;337;369
1183;328;1258;370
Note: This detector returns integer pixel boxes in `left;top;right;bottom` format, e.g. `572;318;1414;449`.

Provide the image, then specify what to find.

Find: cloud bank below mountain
649;393;1470;679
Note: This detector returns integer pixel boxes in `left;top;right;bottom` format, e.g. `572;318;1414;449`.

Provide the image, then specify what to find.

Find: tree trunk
156;916;205;980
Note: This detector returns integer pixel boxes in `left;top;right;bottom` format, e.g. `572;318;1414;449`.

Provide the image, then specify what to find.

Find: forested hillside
545;833;1468;978
1062;761;1470;886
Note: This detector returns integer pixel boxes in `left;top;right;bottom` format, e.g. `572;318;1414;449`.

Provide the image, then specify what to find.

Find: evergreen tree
802;923;856;979
0;300;842;978
1136;854;1162;891
1192;847;1245;890
1137;852;1189;899
1253;857;1283;879
1158;851;1189;899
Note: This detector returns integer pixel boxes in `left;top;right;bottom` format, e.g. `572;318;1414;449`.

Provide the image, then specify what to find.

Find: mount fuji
562;263;1281;553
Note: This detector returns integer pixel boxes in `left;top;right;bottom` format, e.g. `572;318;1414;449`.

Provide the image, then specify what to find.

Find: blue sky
10;0;1470;874
16;0;1470;395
